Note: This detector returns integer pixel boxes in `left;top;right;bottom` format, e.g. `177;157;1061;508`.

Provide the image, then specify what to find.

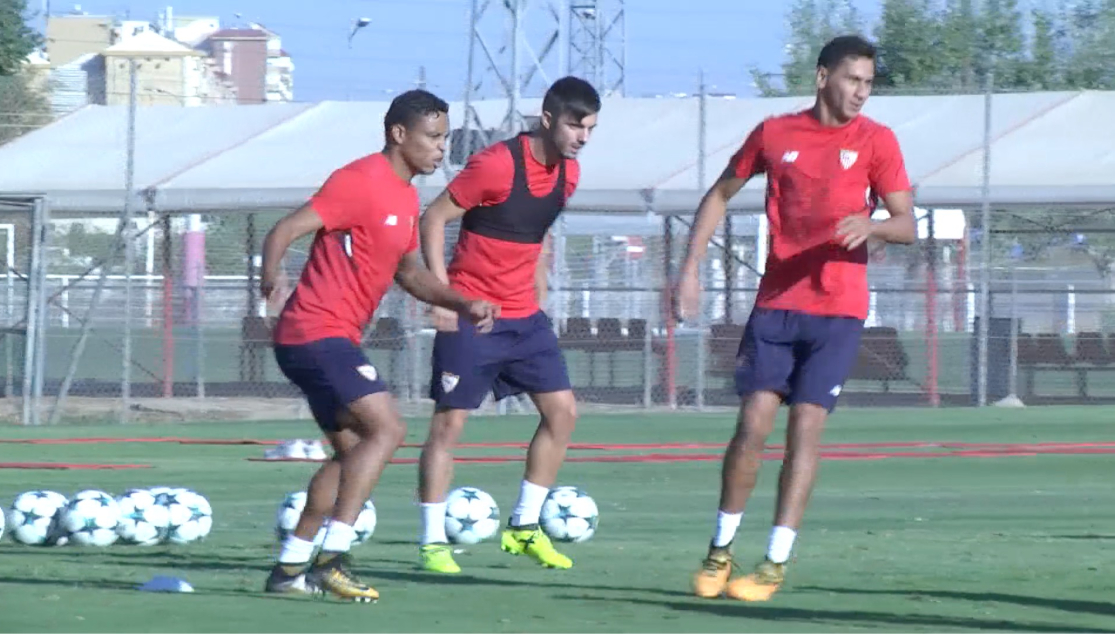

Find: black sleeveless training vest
460;133;567;244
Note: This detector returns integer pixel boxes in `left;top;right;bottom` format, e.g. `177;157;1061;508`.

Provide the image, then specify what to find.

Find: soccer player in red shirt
675;36;916;602
414;77;600;574
258;90;497;602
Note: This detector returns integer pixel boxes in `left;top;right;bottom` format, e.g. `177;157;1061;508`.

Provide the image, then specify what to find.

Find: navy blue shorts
429;311;572;410
734;308;864;412
274;337;388;433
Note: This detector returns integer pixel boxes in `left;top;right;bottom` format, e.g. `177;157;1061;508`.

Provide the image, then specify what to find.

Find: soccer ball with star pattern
6;490;70;546
540;486;599;543
444;486;500;545
60;489;121;547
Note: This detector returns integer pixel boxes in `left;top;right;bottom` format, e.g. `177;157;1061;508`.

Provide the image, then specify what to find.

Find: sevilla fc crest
441;372;460;393
840;149;858;170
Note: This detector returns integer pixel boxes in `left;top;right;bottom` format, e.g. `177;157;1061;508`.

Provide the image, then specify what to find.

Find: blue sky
44;0;887;101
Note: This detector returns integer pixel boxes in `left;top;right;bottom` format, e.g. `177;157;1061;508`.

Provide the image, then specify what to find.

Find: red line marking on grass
245;444;1115;465
0;437;288;445
0;462;153;470
13;436;1114;453
0;437;176;444
10;435;1115;464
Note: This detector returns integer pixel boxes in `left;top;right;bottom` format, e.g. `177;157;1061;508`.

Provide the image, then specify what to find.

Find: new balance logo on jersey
782;151;799;163
385;215;398;226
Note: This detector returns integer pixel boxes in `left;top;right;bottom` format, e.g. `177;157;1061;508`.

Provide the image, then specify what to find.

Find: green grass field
1;407;1113;632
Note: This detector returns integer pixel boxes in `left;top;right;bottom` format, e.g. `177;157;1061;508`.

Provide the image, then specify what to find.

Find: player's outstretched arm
535;231;553;308
837;127;917;250
872;190;916;244
395;251;499;332
835;190;917;251
673;169;749;321
682;168;749;274
260;204;324;300
419;190;469;285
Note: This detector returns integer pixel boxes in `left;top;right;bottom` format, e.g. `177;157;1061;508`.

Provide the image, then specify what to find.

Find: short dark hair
817;35;877;70
541;76;601;122
383;89;449;143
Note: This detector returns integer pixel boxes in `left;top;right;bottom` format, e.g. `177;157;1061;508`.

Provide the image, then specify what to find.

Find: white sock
767;525;797;564
320;520;356;553
313;522;328;547
278;534;316;565
510;480;550;527
420;502;449;545
712;510;743;548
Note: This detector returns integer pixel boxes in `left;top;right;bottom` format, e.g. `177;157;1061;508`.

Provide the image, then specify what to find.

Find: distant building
38;7;294;113
200;28;269;104
45;13;114;68
251;23;295;103
101;30;235;106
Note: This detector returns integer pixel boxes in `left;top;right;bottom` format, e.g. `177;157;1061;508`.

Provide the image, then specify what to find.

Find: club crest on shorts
356;364;378;382
839;149;858;170
441;372;460;393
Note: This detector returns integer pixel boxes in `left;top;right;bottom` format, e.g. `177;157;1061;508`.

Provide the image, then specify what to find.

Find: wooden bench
707;323;745;378
1018;331;1115;398
240;316;273;382
559;317;651;387
849;326;911;391
706;324;911;392
239;316;406;384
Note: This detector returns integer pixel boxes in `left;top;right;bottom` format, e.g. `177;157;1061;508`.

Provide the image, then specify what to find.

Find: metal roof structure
1;90;1112;215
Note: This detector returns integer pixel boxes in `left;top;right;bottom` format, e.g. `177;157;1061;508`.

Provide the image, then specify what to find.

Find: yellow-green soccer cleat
308;553;380;603
500;524;573;569
419;543;462;574
692;545;733;598
725;558;786;602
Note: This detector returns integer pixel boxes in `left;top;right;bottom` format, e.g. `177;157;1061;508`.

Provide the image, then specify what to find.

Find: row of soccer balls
276;485;601;546
2;487;213;547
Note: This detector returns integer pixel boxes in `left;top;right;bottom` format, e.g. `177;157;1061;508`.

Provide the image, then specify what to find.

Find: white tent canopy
1;91;1113;214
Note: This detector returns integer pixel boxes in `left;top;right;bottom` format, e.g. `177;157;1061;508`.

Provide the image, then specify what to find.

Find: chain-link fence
3;87;1115;422
12;202;1112;424
0;196;49;424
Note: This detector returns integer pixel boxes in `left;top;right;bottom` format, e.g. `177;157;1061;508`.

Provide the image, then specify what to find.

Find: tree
938;0;981;90
838;0;864;35
0;74;50;144
0;0;48;145
979;0;1027;88
873;0;941;90
751;0;864;97
0;0;39;74
781;0;827;94
1023;9;1062;90
1060;0;1115;89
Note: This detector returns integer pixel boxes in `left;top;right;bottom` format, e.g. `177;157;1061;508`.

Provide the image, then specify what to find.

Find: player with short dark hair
260;89;498;602
676;34;916;602
415;76;601;574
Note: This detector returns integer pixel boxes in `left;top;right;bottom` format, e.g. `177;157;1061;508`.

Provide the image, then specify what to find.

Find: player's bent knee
738;391;780;438
344;393;407;446
428;409;469;447
326;428;361;460
535;390;577;431
787;404;828;445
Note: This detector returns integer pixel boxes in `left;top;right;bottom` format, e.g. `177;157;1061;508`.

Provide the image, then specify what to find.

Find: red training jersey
729;111;911;320
444;135;580;318
273;153;419;345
